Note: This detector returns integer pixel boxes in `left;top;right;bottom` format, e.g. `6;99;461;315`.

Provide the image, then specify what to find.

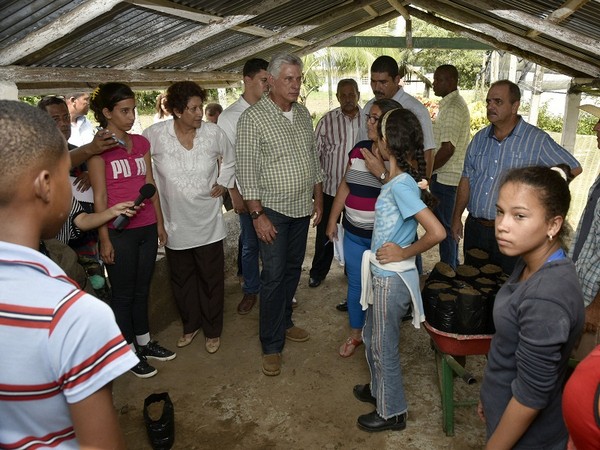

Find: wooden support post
561;87;581;153
0;82;18;100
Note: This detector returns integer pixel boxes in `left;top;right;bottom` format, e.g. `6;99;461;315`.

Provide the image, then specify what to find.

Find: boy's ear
33;170;52;203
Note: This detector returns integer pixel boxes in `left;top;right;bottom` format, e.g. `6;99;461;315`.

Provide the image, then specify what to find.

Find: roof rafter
189;0;382;72
406;5;591;78
118;0;294;69
0;0;122;65
409;0;600;77
459;0;599;57
526;0;590;37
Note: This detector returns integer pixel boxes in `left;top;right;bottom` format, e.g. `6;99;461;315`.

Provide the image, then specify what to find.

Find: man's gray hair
268;53;303;78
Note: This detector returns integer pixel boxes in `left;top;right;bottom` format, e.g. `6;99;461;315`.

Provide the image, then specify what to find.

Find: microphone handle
112;213;130;231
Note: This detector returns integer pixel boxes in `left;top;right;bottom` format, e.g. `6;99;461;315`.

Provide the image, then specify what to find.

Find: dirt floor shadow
113;227;487;449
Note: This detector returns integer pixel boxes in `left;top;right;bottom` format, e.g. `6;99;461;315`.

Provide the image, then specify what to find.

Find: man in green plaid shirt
236;53;323;377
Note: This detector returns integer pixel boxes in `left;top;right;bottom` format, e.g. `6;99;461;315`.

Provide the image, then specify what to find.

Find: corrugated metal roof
0;0;598;93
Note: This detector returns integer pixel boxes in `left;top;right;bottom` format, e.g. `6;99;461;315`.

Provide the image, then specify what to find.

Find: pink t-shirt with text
101;134;156;229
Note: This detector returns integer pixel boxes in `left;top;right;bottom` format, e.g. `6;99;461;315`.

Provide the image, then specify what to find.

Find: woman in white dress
143;81;235;354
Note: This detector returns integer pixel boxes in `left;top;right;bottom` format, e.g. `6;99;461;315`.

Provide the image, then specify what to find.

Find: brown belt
472;216;495;228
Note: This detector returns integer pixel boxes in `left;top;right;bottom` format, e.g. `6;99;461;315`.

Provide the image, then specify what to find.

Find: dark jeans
165;241;224;338
464;214;517;274
106;224;157;344
259;208;310;354
309;193;336;282
430;175;459;269
239;212;260;295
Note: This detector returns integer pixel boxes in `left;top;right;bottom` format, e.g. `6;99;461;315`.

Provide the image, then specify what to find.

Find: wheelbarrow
424;321;493;436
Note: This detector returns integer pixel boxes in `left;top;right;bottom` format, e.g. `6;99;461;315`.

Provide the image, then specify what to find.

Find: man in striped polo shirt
309;78;363;289
0;100;137;449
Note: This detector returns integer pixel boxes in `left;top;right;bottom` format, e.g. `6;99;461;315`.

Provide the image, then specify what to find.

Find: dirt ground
112;225;487;450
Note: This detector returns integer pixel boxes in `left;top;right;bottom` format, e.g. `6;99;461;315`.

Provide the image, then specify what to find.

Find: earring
548;234;553;241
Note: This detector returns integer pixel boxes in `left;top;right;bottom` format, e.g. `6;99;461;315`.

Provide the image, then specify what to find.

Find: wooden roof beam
190;0;382;72
0;0;122;65
409;0;600;77
0;65;240;95
526;0;590;38
297;9;399;57
452;0;599;56
406;5;593;78
117;0;293;69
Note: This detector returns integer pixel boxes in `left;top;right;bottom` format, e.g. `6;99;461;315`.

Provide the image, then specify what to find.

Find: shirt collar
439;89;460;107
487;115;524;139
0;241;76;287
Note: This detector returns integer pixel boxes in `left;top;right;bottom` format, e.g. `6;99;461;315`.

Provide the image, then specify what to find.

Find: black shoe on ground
143;392;175;449
131;353;158;379
353;384;376;405
336;301;348;312
357;410;407;432
309;277;321;288
141;341;177;362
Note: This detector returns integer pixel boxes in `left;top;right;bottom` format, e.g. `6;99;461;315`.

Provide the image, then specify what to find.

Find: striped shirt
343;140;388;238
462;117;581;219
315;107;363;196
236;95;323;218
55;198;85;244
0;241;137;449
569;173;600;306
432;90;471;186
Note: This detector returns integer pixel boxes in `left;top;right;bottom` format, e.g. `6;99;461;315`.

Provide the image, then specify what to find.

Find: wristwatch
379;170;388;181
250;210;264;220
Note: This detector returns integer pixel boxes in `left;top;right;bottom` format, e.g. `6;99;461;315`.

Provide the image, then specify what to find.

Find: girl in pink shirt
88;83;175;378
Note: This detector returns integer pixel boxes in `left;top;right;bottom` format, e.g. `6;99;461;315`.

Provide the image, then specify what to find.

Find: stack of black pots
422;248;508;335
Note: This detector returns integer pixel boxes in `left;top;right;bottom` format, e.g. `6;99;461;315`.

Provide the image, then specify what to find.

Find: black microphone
112;183;156;231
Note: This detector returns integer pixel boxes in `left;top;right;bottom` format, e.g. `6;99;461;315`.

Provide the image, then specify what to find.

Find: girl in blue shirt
354;108;445;432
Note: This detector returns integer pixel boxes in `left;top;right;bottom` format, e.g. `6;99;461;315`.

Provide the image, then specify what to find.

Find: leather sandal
339;336;363;358
176;329;199;348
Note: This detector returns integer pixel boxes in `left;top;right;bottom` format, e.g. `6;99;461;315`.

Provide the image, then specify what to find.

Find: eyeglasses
365;114;380;124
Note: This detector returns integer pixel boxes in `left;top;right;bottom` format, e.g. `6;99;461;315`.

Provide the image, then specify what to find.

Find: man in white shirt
66;92;95;146
359;56;435;177
218;58;269;315
308;79;363;288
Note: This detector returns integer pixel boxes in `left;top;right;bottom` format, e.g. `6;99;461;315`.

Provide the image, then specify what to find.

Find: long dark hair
501;165;572;243
89;83;135;128
380;108;436;208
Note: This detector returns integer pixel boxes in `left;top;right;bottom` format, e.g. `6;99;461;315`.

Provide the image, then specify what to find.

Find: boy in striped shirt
0;100;137;449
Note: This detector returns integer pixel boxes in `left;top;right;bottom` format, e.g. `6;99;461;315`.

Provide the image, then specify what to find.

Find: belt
472;216;495;228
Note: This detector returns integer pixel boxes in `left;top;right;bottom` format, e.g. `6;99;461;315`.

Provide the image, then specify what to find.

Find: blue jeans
259;209;310;354
464;214;517;274
363;274;411;419
344;230;370;329
239;213;260;295
430;176;459;269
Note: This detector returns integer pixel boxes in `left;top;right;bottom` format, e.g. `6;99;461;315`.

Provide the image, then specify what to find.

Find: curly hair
165;81;206;119
380;108;437;208
89;83;135;128
0;101;65;206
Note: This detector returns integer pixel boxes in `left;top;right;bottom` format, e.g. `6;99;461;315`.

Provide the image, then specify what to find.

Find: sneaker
131;354;158;378
292;297;298;309
140;340;176;362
